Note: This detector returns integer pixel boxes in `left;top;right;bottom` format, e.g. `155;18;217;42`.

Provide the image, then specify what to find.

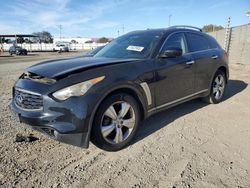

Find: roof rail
168;25;202;32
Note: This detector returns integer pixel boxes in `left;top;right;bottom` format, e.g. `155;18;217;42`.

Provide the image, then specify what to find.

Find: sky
0;0;249;38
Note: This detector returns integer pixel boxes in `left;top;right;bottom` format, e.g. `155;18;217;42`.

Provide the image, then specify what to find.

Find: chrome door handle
211;55;218;59
186;60;195;65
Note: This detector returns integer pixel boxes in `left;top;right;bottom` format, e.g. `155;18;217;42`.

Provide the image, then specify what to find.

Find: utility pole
168;14;172;27
117;30;120;37
58;25;62;40
224;17;231;53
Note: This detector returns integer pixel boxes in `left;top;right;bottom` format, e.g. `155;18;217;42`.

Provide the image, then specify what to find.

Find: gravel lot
0;53;249;188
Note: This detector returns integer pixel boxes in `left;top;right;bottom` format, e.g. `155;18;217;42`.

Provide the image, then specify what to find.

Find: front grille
14;88;43;111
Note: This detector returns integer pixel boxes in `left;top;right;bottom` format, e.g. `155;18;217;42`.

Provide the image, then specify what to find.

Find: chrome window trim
148;89;208;112
184;48;212;55
140;82;152;106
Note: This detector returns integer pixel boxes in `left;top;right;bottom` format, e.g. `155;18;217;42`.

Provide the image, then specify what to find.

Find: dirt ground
0;53;249;188
0;51;83;64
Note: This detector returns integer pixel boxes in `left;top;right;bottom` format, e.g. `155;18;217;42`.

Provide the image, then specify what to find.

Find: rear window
186;33;210;52
207;36;221;49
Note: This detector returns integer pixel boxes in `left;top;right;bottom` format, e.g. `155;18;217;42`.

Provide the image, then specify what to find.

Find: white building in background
1;36;106;51
53;37;92;44
53;37;102;51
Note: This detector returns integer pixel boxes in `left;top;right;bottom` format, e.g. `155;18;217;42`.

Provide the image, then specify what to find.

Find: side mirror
159;47;182;58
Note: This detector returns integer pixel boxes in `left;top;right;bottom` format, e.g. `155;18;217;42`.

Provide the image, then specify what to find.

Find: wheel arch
209;65;229;90
217;66;228;83
93;85;148;122
86;84;148;146
101;87;147;120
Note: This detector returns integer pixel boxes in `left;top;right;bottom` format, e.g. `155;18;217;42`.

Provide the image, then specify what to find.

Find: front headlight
52;76;105;100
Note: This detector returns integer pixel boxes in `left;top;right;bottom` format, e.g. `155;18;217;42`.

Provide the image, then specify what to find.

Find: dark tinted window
161;33;187;54
207;36;221;49
186;33;210;52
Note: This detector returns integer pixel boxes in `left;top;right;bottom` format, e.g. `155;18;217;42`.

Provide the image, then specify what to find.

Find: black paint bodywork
10;28;229;148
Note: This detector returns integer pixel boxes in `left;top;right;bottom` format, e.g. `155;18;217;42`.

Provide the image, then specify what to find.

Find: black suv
10;26;229;151
9;46;28;55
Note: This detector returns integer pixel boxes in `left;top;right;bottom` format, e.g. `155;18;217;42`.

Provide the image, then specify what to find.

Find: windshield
94;31;162;59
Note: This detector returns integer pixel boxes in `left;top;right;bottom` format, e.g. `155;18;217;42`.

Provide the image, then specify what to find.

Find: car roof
127;26;205;37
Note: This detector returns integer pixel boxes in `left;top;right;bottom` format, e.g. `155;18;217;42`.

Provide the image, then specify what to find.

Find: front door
154;32;195;107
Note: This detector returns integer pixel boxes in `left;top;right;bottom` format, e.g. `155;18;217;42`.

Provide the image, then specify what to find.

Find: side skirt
147;89;209;116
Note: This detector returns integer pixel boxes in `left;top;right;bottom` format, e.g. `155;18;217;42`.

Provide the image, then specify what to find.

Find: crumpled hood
27;57;139;79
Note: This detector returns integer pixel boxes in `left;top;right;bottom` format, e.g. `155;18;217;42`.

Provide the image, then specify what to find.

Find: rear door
154;32;195;107
185;32;217;92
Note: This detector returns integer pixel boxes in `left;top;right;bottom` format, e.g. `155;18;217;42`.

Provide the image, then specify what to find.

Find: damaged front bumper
9;78;96;148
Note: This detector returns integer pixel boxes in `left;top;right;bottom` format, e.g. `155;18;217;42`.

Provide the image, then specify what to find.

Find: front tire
91;93;140;151
203;70;226;104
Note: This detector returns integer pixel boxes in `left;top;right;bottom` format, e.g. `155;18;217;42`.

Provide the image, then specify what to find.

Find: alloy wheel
213;74;225;100
101;101;136;144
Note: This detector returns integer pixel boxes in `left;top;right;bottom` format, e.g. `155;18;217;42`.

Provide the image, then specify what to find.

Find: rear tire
203;70;226;104
91;93;140;151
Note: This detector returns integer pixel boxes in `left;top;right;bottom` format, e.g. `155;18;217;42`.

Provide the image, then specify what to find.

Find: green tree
5;39;11;43
32;31;53;43
0;37;5;44
85;40;93;43
17;37;25;44
24;38;32;43
71;39;77;44
97;37;109;43
202;24;224;32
